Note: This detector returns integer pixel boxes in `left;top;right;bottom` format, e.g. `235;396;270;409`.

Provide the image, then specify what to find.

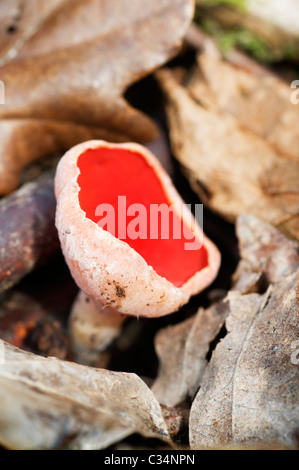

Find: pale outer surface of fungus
55;140;221;318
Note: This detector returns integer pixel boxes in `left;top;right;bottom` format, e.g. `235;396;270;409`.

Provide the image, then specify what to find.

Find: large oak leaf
0;0;194;194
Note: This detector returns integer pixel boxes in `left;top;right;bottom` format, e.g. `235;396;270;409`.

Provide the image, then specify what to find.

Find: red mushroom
55;140;220;363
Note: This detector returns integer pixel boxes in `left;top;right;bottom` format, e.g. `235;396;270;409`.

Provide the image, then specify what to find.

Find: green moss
195;2;299;64
200;18;294;64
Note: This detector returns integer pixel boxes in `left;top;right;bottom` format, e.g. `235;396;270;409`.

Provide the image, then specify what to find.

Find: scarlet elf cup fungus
55;140;221;363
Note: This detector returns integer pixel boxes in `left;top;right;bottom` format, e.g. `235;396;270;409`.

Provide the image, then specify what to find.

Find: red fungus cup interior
77;147;208;287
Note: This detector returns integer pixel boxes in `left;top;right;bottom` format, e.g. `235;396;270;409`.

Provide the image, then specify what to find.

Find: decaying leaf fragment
152;300;229;407
189;216;299;450
0;342;170;450
0;0;194;195
158;63;299;242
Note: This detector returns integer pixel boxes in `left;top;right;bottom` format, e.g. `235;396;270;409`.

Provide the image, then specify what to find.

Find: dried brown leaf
0;342;170;450
151;215;297;411
196;54;299;162
233;214;299;293
151;301;228;407
0;0;194;195
190;275;299;449
158;67;299;243
189;217;299;450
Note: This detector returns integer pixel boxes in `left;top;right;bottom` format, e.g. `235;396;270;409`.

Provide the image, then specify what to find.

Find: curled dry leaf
0;170;59;294
0;0;194;195
189;216;299;450
151;300;229;408
157;63;299;242
0;341;170;450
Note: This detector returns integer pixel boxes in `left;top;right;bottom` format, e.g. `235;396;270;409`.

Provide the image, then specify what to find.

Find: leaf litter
0;0;298;451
